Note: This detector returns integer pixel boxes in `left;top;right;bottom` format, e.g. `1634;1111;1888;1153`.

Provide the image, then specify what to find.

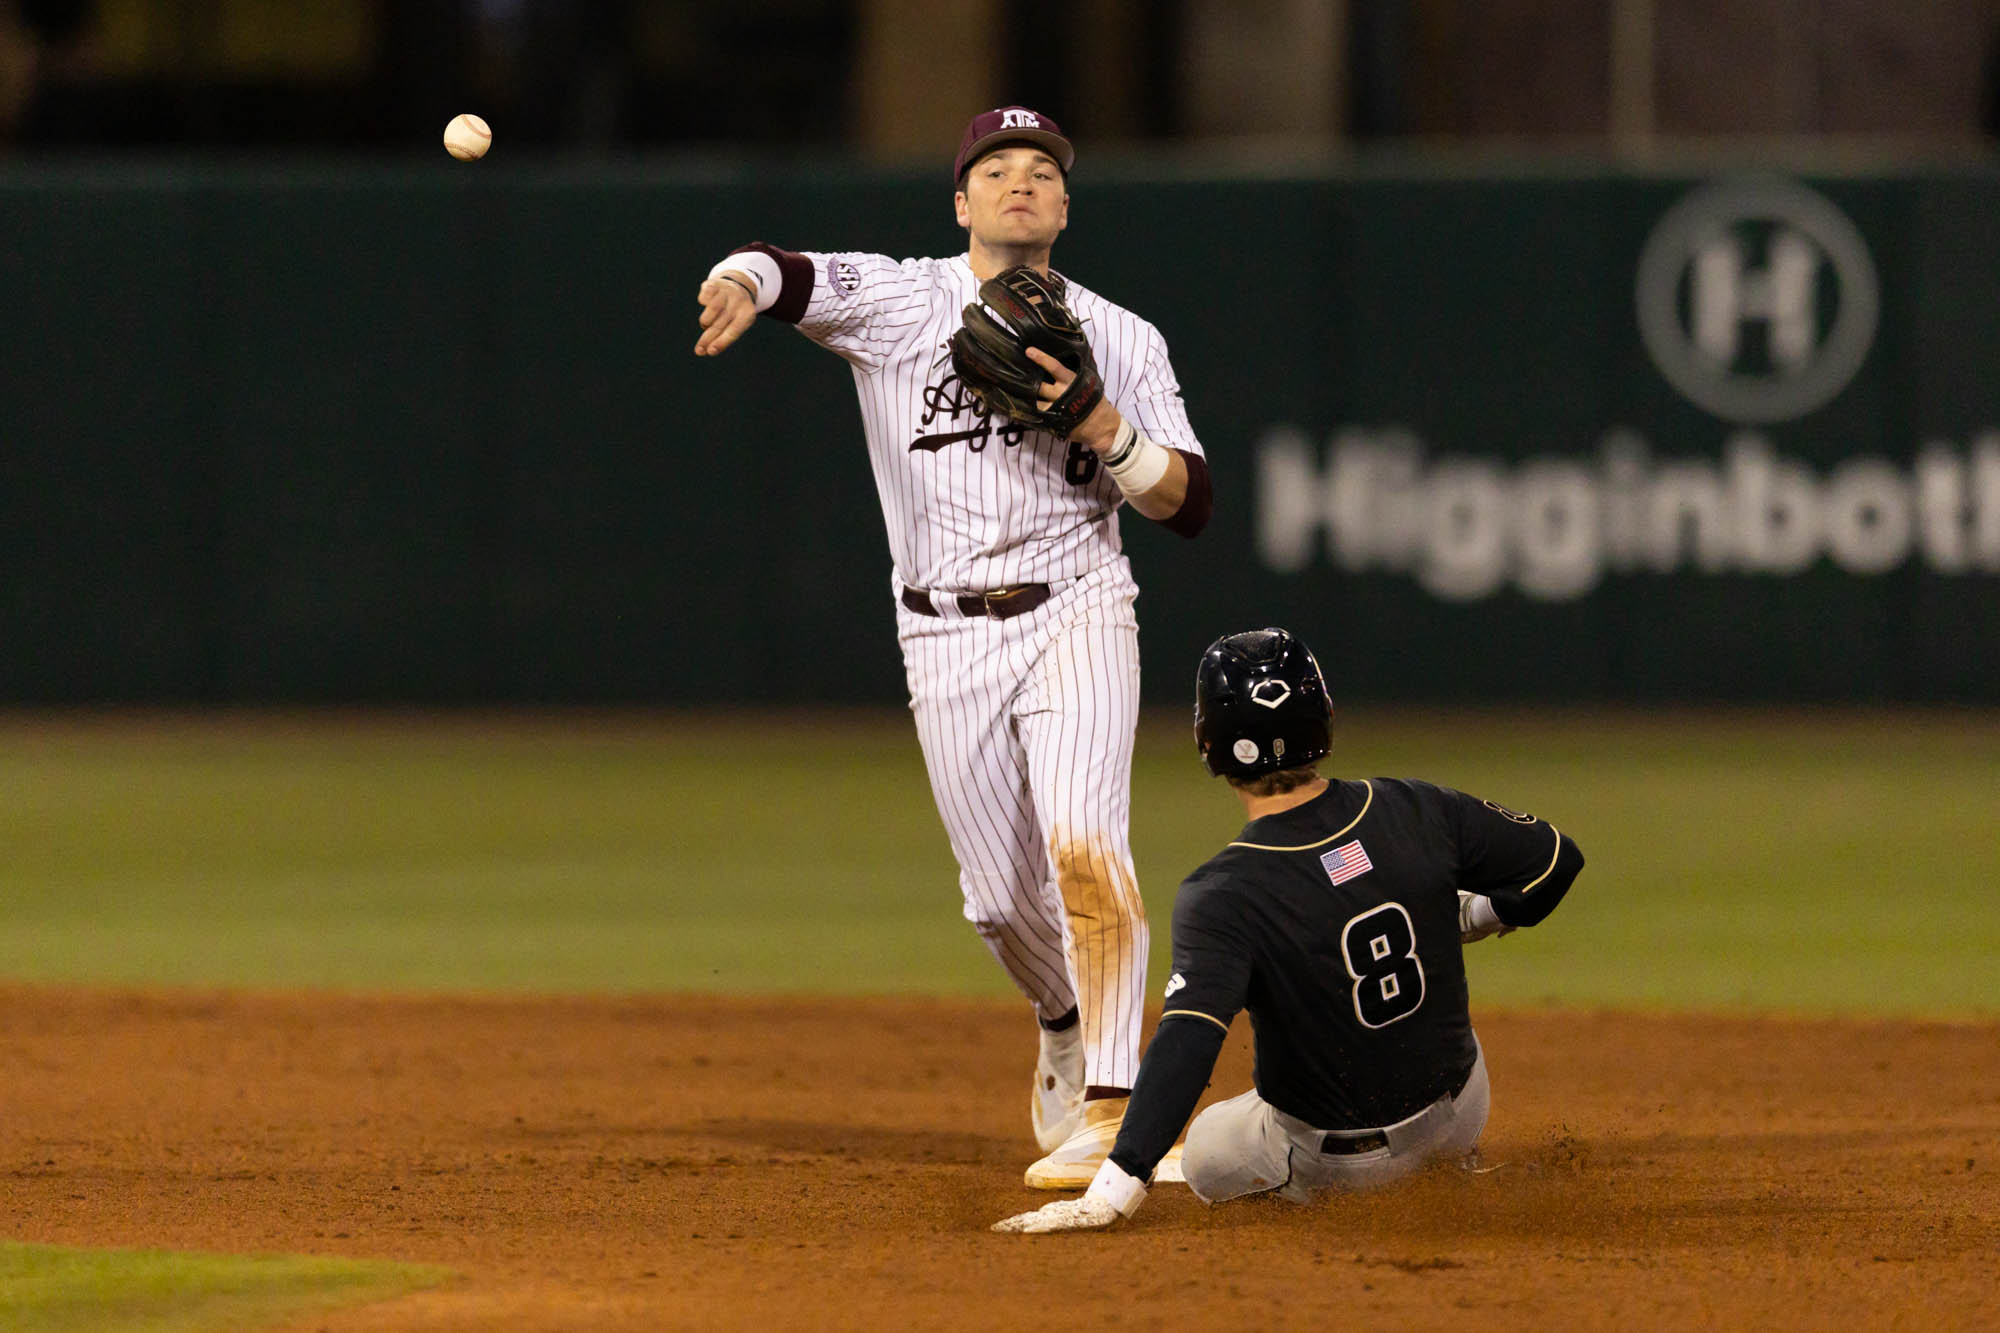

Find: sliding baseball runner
996;628;1585;1231
693;106;1212;1187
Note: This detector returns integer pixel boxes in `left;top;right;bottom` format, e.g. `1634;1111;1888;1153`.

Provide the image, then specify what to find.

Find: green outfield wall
4;160;1996;704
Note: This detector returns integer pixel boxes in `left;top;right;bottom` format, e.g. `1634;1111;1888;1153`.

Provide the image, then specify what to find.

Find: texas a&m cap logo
953;105;1075;181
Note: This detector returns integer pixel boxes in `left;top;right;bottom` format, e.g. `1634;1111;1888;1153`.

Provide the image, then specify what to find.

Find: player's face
955;147;1069;251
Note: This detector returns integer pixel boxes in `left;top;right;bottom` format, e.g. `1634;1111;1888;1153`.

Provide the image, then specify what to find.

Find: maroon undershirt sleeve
727;241;815;324
1160;451;1212;538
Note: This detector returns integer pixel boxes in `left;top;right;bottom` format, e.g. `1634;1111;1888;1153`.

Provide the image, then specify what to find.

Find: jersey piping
1225;780;1374;852
1160;1008;1230;1033
1519;826;1566;893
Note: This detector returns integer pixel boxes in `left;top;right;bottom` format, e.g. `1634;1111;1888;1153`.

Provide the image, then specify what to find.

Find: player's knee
1179;1114;1227;1201
1046;832;1144;928
958;866;1048;927
1181;1139;1282;1206
1181;1099;1286;1204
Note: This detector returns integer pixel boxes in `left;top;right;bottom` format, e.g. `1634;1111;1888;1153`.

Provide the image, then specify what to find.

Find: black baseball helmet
1194;628;1333;778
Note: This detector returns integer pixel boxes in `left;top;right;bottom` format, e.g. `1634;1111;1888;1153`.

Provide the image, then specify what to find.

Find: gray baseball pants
1181;1036;1490;1204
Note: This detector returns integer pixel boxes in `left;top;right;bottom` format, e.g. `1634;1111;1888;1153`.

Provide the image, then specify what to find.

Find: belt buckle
975;586;1032;618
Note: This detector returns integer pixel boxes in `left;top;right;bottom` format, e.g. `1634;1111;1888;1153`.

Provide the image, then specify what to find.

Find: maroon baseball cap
952;106;1074;183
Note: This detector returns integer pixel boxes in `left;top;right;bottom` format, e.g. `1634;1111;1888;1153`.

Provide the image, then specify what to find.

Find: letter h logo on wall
1637;176;1879;425
1001;109;1040;129
1694;225;1817;371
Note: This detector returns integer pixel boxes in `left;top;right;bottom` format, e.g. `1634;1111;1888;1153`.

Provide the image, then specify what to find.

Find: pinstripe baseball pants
895;561;1149;1091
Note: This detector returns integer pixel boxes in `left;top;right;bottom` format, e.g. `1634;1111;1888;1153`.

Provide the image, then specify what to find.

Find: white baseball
443;114;491;161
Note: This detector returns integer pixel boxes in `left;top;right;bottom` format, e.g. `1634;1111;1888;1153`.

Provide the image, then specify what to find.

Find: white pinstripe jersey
792;252;1205;593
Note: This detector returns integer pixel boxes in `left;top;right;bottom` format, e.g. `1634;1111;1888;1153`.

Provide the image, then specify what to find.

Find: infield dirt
4;986;1994;1331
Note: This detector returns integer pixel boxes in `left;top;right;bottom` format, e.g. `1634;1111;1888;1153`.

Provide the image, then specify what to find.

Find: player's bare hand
1024;347;1121;448
694;276;758;357
991;1196;1122;1234
1024;345;1071;399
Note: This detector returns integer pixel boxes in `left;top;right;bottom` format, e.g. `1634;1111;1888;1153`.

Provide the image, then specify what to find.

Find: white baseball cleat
1030;1020;1086;1153
1025;1096;1125;1189
1152;1145;1185;1185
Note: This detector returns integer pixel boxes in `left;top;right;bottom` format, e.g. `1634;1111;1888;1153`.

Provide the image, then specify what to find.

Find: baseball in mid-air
443;113;491;161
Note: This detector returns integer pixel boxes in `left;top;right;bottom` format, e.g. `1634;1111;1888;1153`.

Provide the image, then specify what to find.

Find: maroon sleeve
1158;450;1212;539
728;242;815;325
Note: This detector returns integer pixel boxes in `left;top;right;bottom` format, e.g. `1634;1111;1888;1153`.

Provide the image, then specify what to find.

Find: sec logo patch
1482;799;1538;824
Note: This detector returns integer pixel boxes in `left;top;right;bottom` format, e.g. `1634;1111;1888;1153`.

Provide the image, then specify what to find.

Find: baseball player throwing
694;106;1212;1187
995;628;1585;1231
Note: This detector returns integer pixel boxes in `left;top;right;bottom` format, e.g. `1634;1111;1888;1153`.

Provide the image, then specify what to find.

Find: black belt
1318;1060;1476;1157
1319;1129;1389;1156
900;583;1051;620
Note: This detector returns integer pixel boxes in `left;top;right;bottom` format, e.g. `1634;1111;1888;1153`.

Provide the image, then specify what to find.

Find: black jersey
1161;777;1581;1132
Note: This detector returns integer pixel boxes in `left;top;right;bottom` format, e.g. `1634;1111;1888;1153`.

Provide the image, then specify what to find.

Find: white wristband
1458;891;1513;942
1083;1158;1148;1218
707;251;781;313
1101;421;1172;496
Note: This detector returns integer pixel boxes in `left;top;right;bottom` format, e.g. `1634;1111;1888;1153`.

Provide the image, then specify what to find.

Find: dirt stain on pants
1048;829;1149;1089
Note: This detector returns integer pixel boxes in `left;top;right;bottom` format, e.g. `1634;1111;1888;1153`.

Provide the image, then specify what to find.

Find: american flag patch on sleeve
1320;840;1373;886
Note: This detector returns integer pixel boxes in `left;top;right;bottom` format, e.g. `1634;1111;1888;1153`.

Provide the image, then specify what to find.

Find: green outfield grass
0;1240;449;1333
1;708;1994;1017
